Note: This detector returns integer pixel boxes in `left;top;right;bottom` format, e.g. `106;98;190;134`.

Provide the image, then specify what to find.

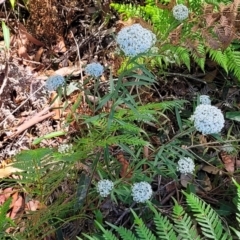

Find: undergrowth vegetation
0;0;240;239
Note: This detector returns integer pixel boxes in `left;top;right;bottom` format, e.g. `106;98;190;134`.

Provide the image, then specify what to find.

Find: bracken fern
82;190;240;239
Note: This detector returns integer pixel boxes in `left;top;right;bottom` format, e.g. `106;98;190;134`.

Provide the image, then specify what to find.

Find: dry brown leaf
9;192;24;219
117;154;133;178
180;173;194;188
0;166;24;179
202;165;220;175
26;200;45;211
220;151;235;173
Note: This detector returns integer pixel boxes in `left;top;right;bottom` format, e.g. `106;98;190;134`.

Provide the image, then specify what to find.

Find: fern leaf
147;202;177;240
226;48;240;81
209;49;228;73
172;198;201;240
131;209;157;240
107;222;138;240
183;191;233;240
94;221;118;240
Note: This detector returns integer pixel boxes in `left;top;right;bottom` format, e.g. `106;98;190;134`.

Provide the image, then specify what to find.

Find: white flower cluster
97;179;114;197
177;157;195;175
45;75;65;91
131;181;152;203
58;143;73;154
199;95;211;105
221;143;235;153
172;4;189;21
116;24;156;57
192;104;225;134
85;62;104;78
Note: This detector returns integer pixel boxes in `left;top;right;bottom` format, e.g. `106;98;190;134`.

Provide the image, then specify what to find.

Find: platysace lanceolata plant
45;75;65;91
85;62;104;78
199;95;211;105
172;4;189;21
116;23;156;57
177;157;195;175
192;105;225;134
96;179;114;197
131;181;153;203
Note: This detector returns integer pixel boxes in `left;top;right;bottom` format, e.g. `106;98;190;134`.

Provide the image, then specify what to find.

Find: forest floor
0;0;240;239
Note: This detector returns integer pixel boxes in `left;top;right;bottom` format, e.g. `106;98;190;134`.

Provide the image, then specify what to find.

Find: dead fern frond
169;24;183;45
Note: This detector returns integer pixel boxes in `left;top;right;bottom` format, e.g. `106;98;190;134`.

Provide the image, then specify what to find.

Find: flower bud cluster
192;104;225;134
199;95;211;105
116;24;156;57
96;180;152;203
96;179;114;197
58;143;73;154
131;181;152;203
85;62;104;78
172;4;189;21
45;75;65;91
177;157;195;175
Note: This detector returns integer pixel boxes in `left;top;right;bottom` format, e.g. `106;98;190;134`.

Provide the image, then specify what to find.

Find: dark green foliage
83;191;239;239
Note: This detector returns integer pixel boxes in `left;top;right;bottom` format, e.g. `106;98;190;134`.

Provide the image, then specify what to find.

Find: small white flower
221;143;235;153
192;104;225;134
116;24;156;57
173;4;189;21
58;143;73;154
177;157;195;175
45;75;65;91
131;182;152;203
97;179;114;197
85;62;104;78
199;95;211;105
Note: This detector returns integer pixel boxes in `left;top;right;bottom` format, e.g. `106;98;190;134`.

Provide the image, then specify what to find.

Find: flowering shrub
96;179;114;197
116;24;156;57
85;62;104;78
131;181;152;203
45;75;65;91
172;4;189;21
192;105;225;134
177;157;195;175
199;95;211;105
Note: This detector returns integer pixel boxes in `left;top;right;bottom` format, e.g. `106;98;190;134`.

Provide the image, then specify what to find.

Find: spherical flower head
85;62;104;78
58;143;73;154
199;95;211;105
221;143;235;153
131;181;152;203
116;24;156;57
45;75;65;91
173;4;189;21
177;157;195;175
96;179;114;197
192;105;225;134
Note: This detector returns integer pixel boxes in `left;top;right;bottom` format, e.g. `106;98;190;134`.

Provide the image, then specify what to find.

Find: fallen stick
9;106;55;138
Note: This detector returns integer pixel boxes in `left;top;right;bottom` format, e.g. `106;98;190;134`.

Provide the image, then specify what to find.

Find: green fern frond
172;198;201;240
174;46;191;71
226;48;240;81
107;223;138;240
209;48;228;73
131;209;157;240
148;202;177;240
183;191;233;240
94;221;119;240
